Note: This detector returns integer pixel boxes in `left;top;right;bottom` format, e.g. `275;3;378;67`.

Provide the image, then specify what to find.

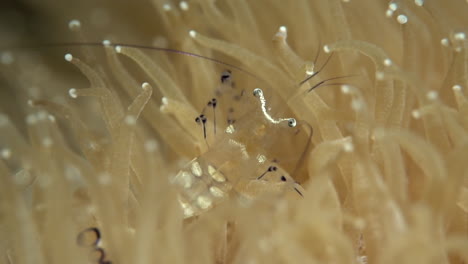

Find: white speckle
412;110;421;119
68;19;81;31
163;3;171;11
341;85;351;94
207;165;216;175
42;137;53;147
306;69;314;76
179;1;189;11
375;71;385;80
452;84;462;91
385;9;394;17
323;45;330;53
191;161;202;177
69;88;78;98
27;99;34;106
414;0;424;6
65;166;82;181
26;114;37;125
179;199;195;217
426;90;438;101
279;26;287;33
454;32;466;41
207;165;226;182
88;142;97;150
125;115;136;125
397;14;408;24
357;256;368;264
115;46;122;53
343;142;354;152
141;82;151;91
225;124;235;134
102;39;111;46
1;51;14;65
98;173;111;185
161;97;168;106
256;154;267;163
160;97;169;112
441;38;450;47
48;115;56;122
383;58;392;66
189;30;197;38
144;139;159;153
177;171;193;188
342;0;350;3
389;2;398;11
209;186;225;197
64;53;73;62
1;148;11;159
197;195;212;209
351;99;363;110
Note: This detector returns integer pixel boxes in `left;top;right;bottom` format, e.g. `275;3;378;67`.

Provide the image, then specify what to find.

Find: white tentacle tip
141;82;151;90
383;58;392;66
343;142;354;153
144;139;159;152
454;32;466;41
163;3;171;11
125;115;137;125
386;9;394;17
426;90;438;101
375;71;385;80
179;1;189;11
1;148;12;159
160;97;169;111
279;26;287;33
414;0;424;6
64;53;73;62
323;45;331;53
411;110;421;119
341;85;351;94
452;84;462;91
441;38;450;47
68;19;81;31
397;14;408;24
102;39;111;46
69;88;78;98
189;30;197;38
115;45;122;53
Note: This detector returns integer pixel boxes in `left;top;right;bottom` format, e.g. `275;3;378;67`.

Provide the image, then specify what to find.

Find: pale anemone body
0;1;468;264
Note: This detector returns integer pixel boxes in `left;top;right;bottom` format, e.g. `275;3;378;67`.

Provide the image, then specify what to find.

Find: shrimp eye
280;176;287;182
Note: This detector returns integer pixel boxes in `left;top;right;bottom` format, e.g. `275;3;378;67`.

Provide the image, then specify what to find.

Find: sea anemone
1;0;467;264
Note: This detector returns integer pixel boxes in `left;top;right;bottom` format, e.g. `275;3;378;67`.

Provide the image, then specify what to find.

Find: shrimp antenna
298;52;334;86
257;166;277;180
307;75;357;93
291;120;313;179
8;42;269;87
